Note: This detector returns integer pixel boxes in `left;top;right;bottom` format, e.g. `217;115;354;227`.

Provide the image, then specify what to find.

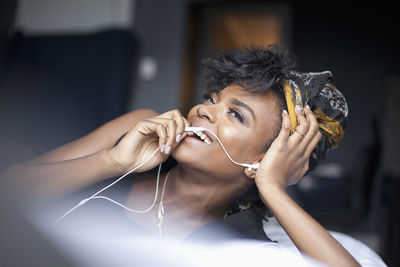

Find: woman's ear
243;153;265;179
244;166;257;179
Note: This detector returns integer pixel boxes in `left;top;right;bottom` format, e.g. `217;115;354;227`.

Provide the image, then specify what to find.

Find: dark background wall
291;2;399;170
129;0;187;112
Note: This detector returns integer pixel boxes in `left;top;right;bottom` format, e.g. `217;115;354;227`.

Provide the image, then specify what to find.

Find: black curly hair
200;44;298;216
202;44;297;95
202;44;297;152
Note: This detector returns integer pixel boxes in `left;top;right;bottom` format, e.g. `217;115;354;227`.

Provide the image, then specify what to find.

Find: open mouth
186;130;213;144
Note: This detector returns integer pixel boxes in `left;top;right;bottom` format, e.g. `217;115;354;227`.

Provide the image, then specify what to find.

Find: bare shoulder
30;109;159;164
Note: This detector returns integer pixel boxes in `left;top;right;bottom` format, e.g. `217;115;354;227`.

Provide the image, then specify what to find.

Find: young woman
1;45;358;266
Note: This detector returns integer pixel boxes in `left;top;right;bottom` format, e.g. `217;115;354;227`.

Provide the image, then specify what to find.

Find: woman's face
173;84;281;179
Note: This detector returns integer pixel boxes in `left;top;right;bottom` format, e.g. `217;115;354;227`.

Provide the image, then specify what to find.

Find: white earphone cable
186;127;259;169
55;127;258;223
55;148;161;224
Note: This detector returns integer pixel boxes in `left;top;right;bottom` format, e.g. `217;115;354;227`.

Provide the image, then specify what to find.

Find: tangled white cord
55;126;259;223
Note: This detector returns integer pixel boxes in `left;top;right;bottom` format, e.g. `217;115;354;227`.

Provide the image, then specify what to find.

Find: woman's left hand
255;105;322;190
254;106;361;267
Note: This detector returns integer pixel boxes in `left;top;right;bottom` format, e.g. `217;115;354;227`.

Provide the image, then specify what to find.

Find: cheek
218;125;255;158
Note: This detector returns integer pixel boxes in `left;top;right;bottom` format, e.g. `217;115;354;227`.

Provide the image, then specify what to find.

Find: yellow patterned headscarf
283;71;348;169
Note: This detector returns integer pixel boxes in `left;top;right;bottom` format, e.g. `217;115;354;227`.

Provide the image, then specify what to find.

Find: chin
172;140;239;177
172;142;203;167
171;140;217;172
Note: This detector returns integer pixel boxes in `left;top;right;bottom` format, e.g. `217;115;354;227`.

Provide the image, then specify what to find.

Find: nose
197;104;217;123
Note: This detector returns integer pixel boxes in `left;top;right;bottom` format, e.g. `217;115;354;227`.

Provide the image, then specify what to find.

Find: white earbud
185;126;259;171
245;162;259;172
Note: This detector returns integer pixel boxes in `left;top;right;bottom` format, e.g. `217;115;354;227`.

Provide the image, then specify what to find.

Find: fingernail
282;109;288;114
176;134;181;143
306;104;310;109
295;105;302;111
165;146;171;154
161;144;165;153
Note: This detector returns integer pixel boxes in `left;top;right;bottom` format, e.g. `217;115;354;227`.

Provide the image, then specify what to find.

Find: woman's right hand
108;109;189;174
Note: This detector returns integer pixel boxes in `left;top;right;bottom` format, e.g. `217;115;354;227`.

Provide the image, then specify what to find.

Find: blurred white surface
263;218;387;267
40;227;325;267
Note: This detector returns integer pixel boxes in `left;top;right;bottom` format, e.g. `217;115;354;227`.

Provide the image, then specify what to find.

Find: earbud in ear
252;162;260;170
246;162;259;172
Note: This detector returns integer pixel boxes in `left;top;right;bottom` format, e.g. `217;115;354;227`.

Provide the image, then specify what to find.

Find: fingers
164;118;177;154
155;124;168;153
305;129;322;157
144;109;188;154
287;105;321;167
275;110;291;143
301;105;321;147
136;119;169;153
170;110;188;143
290;105;310;144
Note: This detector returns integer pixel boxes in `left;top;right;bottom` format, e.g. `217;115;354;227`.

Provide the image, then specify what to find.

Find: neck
162;164;246;222
124;163;252;239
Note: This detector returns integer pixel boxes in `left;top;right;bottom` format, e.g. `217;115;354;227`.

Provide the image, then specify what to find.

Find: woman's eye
207;96;216;104
229;108;243;123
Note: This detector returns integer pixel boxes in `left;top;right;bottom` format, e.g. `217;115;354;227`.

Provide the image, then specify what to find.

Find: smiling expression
173;84;282;178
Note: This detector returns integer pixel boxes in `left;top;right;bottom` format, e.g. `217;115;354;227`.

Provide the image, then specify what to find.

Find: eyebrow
230;98;255;120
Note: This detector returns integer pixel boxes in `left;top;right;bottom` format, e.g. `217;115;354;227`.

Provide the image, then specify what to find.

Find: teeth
192;130;212;144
